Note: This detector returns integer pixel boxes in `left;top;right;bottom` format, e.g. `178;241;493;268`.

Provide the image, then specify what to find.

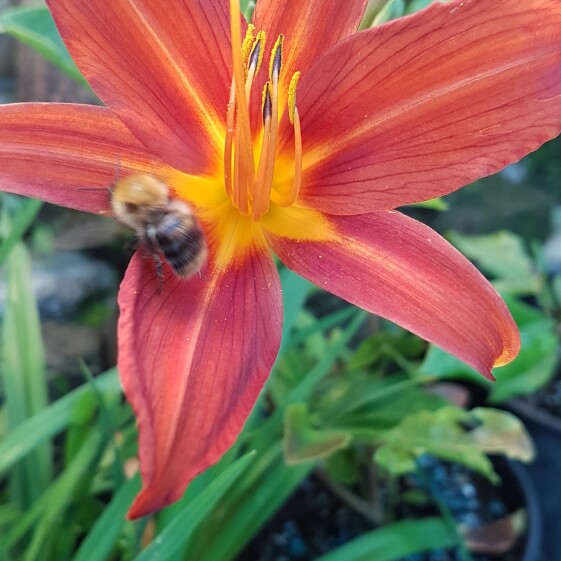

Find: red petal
267;211;519;378
0;103;167;213
286;0;561;214
119;248;282;519
252;0;367;103
46;0;240;175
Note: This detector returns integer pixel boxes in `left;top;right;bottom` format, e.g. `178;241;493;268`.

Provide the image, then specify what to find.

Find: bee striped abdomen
155;214;206;277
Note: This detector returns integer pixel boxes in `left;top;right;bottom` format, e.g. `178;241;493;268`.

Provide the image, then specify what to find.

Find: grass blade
0;197;42;267
133;452;255;561
0;369;120;477
1;238;51;507
72;474;141;561
315;517;457;561
0;6;88;86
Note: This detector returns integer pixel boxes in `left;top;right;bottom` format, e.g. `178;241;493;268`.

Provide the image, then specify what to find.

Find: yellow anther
249;31;267;75
269;34;284;83
241;24;255;64
288;71;301;125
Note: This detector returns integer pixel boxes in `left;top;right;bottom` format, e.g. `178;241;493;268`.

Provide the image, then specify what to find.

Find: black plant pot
503;459;543;561
507;399;561;561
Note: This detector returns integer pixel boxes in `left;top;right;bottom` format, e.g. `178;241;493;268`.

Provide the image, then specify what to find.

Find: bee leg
143;231;165;294
125;236;140;255
151;253;165;294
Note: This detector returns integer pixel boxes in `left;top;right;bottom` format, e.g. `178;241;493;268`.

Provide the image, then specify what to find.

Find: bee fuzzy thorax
110;174;207;282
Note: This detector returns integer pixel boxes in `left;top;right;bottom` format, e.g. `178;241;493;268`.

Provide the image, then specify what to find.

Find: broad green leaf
489;319;557;402
0;6;88;86
375;407;499;482
283;403;351;464
375;446;416;474
0;369;120;477
133;452;255;561
325;448;360;485
470;408;535;462
449;231;540;295
315;517;457;561
318;375;436;425
420;297;557;402
72;475;141;561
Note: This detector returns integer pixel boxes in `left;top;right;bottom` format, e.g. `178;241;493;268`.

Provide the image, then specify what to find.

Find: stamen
241;24;255;66
229;0;255;204
287;71;300;126
248;31;266;76
277;71;302;207
253;82;272;221
269;35;284;84
224;79;236;199
287;106;302;205
253;35;284;220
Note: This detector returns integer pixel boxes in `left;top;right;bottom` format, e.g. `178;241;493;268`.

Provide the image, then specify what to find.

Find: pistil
226;3;302;220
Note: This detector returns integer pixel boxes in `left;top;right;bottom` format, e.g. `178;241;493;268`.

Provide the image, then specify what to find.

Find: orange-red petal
0;103;167;213
252;0;367;103
119;247;282;519
285;0;561;214
267;211;519;378
46;0;242;175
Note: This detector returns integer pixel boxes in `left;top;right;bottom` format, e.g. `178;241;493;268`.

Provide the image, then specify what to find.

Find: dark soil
400;457;523;561
238;457;525;561
238;477;373;561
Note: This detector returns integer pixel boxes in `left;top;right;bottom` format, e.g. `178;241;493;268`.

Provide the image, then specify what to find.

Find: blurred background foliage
0;0;560;560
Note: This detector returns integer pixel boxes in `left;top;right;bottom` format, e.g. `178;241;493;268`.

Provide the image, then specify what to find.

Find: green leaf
375;407;499;482
375;446;416;475
283;403;351;464
325;448;360;485
470;408;535;462
278;267;313;355
72;475;141;561
0;6;88;86
0;369;120;477
449;231;540;295
409;197;449;210
315;517;457;561
420;297;558;402
132;452;255;561
406;0;453;15
371;0;406;26
240;0;256;20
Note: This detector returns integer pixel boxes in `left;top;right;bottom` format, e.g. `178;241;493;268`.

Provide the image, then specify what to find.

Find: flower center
225;0;302;222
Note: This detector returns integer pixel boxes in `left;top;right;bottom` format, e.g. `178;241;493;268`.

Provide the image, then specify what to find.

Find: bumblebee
110;174;207;284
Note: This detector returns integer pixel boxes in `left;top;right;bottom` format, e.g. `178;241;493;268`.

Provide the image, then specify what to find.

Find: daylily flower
1;0;560;518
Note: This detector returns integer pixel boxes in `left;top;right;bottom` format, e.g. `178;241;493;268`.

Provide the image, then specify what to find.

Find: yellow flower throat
226;0;302;222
